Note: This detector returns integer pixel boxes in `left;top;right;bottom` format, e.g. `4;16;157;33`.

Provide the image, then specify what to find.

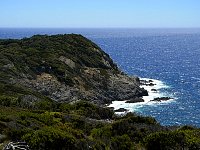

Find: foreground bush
22;127;76;150
1;101;200;150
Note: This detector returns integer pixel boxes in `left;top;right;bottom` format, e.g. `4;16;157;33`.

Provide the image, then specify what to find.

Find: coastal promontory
0;34;147;107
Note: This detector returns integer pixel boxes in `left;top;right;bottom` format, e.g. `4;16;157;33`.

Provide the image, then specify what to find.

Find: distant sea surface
1;28;200;127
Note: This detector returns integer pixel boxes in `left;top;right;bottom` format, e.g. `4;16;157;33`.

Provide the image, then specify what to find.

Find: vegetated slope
1;101;200;150
0;34;147;107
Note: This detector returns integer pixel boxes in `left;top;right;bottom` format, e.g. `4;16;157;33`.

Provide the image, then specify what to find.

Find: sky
0;0;200;28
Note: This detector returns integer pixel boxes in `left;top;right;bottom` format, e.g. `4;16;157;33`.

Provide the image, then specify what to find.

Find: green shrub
111;134;134;150
0;114;11;122
23;127;76;150
74;100;114;119
7;128;33;141
143;131;186;150
90;125;112;146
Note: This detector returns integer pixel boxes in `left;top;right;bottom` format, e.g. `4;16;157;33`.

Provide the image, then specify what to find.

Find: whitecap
140;78;171;103
108;77;175;113
191;77;200;80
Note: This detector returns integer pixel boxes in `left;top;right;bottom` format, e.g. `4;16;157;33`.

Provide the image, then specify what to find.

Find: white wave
140;78;170;103
108;77;174;113
191;77;200;81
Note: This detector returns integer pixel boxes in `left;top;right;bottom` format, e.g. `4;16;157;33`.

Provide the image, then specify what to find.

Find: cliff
0;34;147;106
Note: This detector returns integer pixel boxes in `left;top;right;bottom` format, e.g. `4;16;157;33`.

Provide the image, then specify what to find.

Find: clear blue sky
0;0;200;28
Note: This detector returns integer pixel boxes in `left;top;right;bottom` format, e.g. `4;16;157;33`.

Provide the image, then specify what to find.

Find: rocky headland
0;34;147;107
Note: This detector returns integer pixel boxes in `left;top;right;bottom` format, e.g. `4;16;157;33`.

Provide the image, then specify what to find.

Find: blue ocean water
1;28;200;127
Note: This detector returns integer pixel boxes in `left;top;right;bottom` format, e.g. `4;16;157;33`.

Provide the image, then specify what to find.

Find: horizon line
0;27;200;29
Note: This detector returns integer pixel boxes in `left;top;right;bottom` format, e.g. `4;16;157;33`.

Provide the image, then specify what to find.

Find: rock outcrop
0;34;147;105
150;97;173;102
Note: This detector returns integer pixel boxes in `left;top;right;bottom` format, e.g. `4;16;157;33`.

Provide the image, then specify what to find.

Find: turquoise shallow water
1;28;200;126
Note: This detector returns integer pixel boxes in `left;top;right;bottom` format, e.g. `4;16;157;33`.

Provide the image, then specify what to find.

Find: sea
1;28;200;127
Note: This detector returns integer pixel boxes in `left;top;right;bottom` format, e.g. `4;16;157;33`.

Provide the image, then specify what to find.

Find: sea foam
108;78;174;114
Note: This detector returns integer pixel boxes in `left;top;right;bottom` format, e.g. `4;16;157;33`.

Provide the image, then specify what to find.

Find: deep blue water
1;28;200;127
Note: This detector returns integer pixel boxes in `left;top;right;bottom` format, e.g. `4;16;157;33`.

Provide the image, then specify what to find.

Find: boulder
125;97;144;103
150;97;172;102
115;108;128;112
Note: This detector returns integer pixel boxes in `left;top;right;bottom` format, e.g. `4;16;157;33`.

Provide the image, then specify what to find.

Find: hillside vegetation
1;101;200;150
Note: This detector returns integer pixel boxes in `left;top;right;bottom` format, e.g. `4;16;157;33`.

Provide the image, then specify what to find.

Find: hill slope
0;34;147;106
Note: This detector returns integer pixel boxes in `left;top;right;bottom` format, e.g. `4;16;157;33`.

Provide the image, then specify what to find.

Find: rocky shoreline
109;78;174;113
141;79;173;102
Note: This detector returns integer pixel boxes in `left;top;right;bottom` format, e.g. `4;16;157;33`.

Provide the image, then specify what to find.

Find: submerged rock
151;89;157;92
150;97;172;102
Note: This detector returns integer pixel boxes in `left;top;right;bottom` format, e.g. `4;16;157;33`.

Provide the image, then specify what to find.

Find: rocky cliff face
0;34;147;105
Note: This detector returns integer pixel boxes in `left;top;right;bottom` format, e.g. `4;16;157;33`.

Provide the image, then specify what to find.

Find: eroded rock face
18;68;147;104
19;73;80;102
59;56;76;69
